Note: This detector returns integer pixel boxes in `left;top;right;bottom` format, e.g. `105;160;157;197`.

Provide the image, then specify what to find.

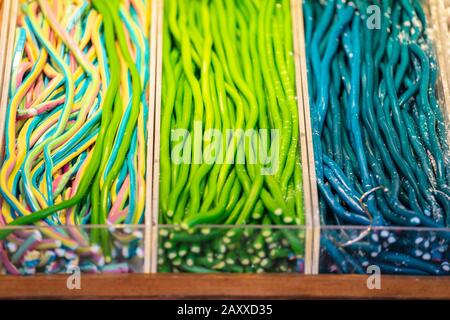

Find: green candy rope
161;0;304;228
89;0;122;251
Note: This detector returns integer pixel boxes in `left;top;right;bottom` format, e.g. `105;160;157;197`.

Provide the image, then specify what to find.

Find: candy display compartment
0;0;154;274
152;0;315;274
429;0;450;114
1;0;449;280
301;0;450;275
155;225;307;273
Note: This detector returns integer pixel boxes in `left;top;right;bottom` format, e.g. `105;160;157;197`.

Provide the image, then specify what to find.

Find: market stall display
0;0;448;279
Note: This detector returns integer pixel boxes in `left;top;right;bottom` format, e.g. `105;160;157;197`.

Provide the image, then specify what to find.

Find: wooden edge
150;0;164;273
0;0;19;165
433;0;450;102
0;274;448;299
429;0;450;129
144;0;159;274
0;0;11;93
291;0;312;275
294;0;320;274
443;1;450;92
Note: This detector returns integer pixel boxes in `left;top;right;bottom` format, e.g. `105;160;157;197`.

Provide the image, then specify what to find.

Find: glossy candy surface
158;0;306;273
0;0;150;274
160;0;304;227
304;0;450;275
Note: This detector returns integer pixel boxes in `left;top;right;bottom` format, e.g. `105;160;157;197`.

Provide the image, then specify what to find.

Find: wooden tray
0;274;449;299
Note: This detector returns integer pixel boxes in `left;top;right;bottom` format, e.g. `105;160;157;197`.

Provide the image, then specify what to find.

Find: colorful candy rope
0;0;149;274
